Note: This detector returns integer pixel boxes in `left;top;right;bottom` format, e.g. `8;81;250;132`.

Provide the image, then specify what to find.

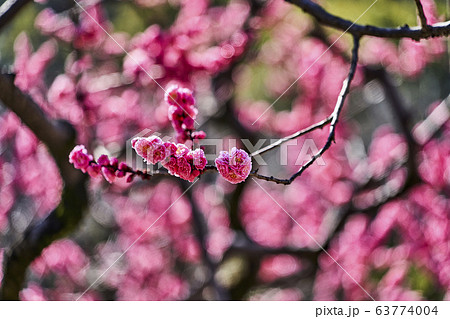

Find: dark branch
322;67;426;250
0;0;32;30
0;73;74;174
414;0;430;29
182;182;229;300
0;73;88;300
225;232;319;261
250;35;361;185
286;0;450;40
364;66;421;187
250;116;332;158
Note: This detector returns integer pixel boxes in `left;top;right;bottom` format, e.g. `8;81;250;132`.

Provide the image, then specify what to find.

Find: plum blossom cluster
69;86;252;184
69;145;140;184
161;144;207;182
163;86;251;183
215;147;252;184
69;85;252;184
165;85;206;144
132;135;207;182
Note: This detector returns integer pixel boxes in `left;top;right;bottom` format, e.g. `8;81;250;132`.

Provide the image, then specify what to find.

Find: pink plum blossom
215;147;252;184
192;149;207;170
176;157;192;180
101;167;116;183
165;85;196;108
87;164;101;178
132;136;168;164
164;85;199;143
159;142;207;182
174;143;190;158
68;145;93;173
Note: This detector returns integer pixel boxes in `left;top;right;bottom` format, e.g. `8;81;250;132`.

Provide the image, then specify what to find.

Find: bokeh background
0;0;449;300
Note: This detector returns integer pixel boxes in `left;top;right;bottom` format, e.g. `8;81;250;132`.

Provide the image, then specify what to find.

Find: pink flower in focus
87;164;101;178
215;147;252;184
164;85;198;143
215;152;230;176
165;85;195;108
187;169;201;182
102;166;116;183
132;136;167;164
175;143;190;158
162;156;178;173
191;130;206;140
176;157;192;180
97;154;110;166
69;145;93;173
191;149;207;170
164;142;178;156
161;144;206;182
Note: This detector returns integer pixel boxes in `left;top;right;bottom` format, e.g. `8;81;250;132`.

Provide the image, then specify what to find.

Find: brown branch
364;66;421;187
0;73;88;300
0;74;74;172
0;0;32;30
250;116;332;158
321;67;426;250
248;171;292;185
224;232;319;261
249;35;361;185
182;181;229;300
414;0;430;29
286;0;450;40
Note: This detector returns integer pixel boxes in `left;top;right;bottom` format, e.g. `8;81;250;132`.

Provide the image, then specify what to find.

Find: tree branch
321;67;426;250
0;73;88;300
250;116;332;158
0;0;32;30
182;182;229;301
414;0;430;29
249;35;360;185
364;66;421;187
224;232;319;261
286;0;450;40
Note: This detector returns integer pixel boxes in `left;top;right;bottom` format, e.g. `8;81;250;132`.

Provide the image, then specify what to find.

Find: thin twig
249;35;360;185
414;0;430;29
287;0;450;40
182;182;229;301
0;0;31;30
250;116;332;158
290;35;360;181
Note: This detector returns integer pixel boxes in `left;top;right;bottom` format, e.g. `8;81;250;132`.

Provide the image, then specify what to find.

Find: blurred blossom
419;138;450;189
258;255;302;282
31;240;89;284
14;33;56;93
35;8;76;42
19;284;47;301
368;126;407;177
